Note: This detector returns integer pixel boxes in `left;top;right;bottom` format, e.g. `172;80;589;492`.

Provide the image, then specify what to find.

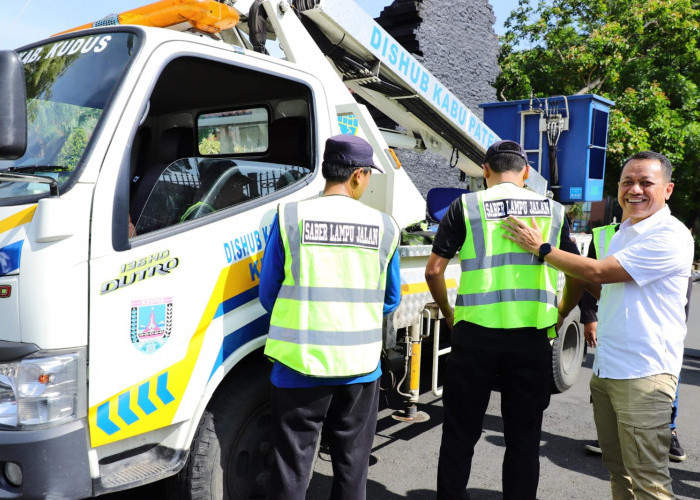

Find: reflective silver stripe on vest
456;288;558;307
277;285;385;303
460;252;537;271
595;228;608;257
465;192;485;256
267;325;382;346
283;202;301;285
460;192;563;271
378;213;397;282
548;201;564;247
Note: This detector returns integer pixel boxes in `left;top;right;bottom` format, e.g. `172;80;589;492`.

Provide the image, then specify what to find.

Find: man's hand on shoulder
501;216;544;255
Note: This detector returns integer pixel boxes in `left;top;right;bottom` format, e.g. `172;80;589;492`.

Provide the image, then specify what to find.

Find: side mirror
0;51;27;160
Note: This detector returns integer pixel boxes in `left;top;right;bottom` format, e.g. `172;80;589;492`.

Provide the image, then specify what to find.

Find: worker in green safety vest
425;139;583;499
592;223;619;260
581;221;619;349
259;134;400;500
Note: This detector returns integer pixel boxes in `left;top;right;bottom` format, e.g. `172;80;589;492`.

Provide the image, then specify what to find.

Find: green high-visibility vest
265;195;399;377
591;223;618;259
454;184;565;330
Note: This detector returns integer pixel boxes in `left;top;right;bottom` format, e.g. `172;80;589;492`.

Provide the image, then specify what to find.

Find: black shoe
670;430;686;462
584;440;602;455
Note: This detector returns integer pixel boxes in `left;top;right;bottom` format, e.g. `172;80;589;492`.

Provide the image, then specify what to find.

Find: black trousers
437;326;553;500
267;378;380;500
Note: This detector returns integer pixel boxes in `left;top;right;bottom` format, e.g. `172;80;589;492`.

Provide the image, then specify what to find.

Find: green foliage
567;202;583;220
25;56;70;119
497;0;700;234
56;128;87;170
199;136;221;155
25;100;100;169
21;47;100;171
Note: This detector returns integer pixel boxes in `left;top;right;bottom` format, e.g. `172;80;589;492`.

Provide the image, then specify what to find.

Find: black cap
483;140;528;164
322;134;384;173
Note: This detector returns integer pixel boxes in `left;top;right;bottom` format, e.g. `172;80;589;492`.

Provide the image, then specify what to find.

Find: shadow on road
670;466;700;499
309;471;501;499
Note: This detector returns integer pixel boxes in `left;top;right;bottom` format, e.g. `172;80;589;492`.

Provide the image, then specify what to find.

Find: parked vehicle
0;1;603;497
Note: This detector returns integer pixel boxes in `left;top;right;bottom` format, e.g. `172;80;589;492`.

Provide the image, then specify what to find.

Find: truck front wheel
551;309;586;394
178;361;273;500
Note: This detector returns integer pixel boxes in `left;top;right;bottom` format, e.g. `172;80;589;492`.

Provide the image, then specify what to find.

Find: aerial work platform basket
480;94;614;203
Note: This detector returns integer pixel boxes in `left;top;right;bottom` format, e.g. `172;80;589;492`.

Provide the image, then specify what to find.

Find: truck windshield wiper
5;165;70;173
0;171;60;196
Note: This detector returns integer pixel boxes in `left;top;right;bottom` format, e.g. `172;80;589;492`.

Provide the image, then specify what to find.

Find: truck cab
0;11;432;496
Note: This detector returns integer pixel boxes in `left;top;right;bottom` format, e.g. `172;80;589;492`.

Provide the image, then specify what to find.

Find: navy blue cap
322;134;384;173
483;140;528;164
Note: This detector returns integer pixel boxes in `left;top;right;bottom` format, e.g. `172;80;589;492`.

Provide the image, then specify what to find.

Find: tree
56;127;88;170
496;0;700;254
198;135;221;155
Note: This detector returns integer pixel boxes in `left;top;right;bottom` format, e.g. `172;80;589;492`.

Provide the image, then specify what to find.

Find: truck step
96;445;187;494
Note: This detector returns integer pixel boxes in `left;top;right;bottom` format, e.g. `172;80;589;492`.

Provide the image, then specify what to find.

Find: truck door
86;46;324;452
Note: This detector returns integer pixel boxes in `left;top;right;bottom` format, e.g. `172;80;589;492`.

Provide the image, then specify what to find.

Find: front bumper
0;418;92;499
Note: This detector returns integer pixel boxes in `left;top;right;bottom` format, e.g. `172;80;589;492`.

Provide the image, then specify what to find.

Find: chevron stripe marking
156;372;175;405
117;392;139;425
137;382;157;415
96;402;120;435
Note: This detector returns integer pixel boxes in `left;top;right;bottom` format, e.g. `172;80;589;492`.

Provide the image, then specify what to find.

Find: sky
0;0;519;50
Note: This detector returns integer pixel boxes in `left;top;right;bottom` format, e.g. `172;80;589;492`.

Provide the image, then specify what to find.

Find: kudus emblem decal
130;297;173;354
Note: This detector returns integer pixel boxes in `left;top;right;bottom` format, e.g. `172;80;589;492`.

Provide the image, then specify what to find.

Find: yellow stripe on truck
0;205;37;235
401;278;457;295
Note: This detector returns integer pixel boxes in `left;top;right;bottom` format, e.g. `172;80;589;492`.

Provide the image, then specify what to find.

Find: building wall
377;0;501;207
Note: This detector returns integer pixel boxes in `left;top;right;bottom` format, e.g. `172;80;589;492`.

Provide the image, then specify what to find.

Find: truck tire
551;308;585;394
177;361;273;500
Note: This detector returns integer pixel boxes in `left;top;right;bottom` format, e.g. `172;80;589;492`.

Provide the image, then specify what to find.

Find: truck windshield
0;32;138;200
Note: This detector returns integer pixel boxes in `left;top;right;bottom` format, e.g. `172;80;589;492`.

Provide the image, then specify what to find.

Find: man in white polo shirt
502;151;694;499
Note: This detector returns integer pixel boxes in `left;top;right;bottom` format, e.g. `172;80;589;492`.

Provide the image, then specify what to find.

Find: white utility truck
0;0;587;497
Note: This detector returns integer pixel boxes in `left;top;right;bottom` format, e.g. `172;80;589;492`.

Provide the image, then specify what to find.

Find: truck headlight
0;348;86;429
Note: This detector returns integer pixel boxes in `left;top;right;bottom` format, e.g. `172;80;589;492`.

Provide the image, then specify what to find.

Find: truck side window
127;56;314;238
198;108;268;155
134;158;310;235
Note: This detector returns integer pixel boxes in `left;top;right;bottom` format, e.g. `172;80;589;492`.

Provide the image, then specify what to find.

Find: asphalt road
308;282;700;499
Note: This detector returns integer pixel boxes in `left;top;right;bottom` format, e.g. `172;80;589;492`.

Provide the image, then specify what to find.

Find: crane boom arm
232;0;547;191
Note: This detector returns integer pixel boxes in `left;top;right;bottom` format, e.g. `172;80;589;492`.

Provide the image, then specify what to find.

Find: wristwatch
538;243;552;262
